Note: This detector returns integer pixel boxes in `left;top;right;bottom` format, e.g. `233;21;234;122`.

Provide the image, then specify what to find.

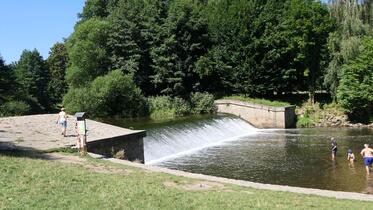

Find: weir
144;116;257;164
214;99;296;128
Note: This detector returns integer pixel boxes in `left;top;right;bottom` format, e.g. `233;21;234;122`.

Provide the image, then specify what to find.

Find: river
105;115;373;193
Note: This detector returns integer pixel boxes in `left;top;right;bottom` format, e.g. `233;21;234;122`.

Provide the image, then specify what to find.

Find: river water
106;115;373;193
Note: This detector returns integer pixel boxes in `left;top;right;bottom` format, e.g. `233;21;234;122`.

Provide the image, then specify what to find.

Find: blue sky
0;0;85;64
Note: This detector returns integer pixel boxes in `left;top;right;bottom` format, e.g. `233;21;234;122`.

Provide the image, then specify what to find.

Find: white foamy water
144;117;257;164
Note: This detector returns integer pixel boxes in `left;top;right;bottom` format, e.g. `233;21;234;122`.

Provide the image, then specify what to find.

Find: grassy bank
222;96;290;107
0;151;372;209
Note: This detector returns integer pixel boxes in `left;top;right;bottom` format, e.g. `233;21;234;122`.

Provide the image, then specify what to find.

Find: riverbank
1;150;372;209
296;102;373;128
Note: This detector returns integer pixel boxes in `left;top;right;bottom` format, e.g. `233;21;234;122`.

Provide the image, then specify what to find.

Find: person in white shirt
57;108;68;137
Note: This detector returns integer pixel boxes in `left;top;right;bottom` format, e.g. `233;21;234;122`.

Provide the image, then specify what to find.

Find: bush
296;115;314;128
0;101;31;116
63;70;148;118
173;97;191;116
148;92;216;120
148;96;175;120
222;95;290;107
190;92;216;114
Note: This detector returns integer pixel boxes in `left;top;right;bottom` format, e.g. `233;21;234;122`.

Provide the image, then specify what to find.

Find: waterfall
144;116;257;164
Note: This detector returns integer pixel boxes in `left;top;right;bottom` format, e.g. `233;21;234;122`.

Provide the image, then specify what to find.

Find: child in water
347;149;355;164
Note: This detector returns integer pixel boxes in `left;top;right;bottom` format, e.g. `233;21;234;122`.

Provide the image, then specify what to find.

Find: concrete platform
0;114;145;152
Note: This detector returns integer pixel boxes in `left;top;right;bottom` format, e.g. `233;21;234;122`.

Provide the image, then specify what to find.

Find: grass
222;95;291;107
0;150;372;209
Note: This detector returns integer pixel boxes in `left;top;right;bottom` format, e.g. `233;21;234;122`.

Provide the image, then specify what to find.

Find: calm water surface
106;115;373;193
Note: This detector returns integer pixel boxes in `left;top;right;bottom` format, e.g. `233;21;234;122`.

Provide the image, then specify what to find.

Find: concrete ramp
0;114;146;162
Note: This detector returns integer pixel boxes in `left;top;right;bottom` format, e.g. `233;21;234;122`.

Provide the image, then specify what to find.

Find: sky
0;0;85;64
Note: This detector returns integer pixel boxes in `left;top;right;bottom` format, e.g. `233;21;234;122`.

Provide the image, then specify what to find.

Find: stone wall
87;131;146;163
215;99;296;128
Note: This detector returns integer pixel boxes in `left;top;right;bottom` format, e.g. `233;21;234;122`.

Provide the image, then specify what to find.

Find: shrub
148;93;216;119
0;101;30;116
63;70;148;118
190;92;216;114
148;96;175;120
296;115;314;128
222;95;290;107
173;97;191;116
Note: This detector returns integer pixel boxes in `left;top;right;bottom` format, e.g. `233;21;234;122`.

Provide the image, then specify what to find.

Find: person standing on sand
331;137;337;160
57;108;68;137
360;144;373;174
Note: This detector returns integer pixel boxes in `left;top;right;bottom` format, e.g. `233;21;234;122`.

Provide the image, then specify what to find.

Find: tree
0;55;15;102
65;18;111;88
325;0;372;100
107;0;167;95
337;37;373;123
47;42;69;108
281;0;334;102
150;0;211;97
78;0;119;21
14;49;49;109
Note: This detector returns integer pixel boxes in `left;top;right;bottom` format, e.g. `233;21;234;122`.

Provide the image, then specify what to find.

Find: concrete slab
0;114;144;151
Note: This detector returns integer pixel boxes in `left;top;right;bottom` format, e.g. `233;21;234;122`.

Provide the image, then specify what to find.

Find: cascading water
144;116;257;164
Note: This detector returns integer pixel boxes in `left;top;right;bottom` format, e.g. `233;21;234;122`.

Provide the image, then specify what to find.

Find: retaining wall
215;99;296;128
87;130;146;163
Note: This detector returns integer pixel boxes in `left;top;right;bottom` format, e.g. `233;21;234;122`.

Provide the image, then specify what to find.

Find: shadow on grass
0;141;78;160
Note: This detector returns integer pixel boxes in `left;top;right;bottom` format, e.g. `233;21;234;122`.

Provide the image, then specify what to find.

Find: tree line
1;0;372;122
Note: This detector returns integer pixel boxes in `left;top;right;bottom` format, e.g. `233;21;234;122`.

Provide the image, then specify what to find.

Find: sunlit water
106;115;373;193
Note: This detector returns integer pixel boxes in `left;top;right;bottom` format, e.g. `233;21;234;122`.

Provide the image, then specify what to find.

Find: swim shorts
332;148;337;155
363;157;373;166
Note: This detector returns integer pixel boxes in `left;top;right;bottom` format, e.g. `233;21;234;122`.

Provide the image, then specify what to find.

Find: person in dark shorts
331;137;337;160
361;144;373;174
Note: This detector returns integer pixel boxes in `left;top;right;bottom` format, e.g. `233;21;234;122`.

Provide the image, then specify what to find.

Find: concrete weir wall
215;99;296;128
87;131;146;163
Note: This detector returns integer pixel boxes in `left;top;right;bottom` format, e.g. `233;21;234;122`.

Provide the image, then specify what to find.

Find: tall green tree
107;0;167;95
46;42;69;107
337;37;373;123
325;0;372;100
65;18;111;88
79;0;119;21
0;55;15;102
281;0;334;102
151;0;211;97
14;49;49;109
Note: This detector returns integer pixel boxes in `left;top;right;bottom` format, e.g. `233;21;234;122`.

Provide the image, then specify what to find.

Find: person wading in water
331;137;337;160
361;144;373;174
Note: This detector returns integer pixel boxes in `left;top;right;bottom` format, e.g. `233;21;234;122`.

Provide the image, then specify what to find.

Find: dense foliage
47;42;69;108
148;92;215;120
337;38;373;122
2;0;373;123
64;70;148;118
